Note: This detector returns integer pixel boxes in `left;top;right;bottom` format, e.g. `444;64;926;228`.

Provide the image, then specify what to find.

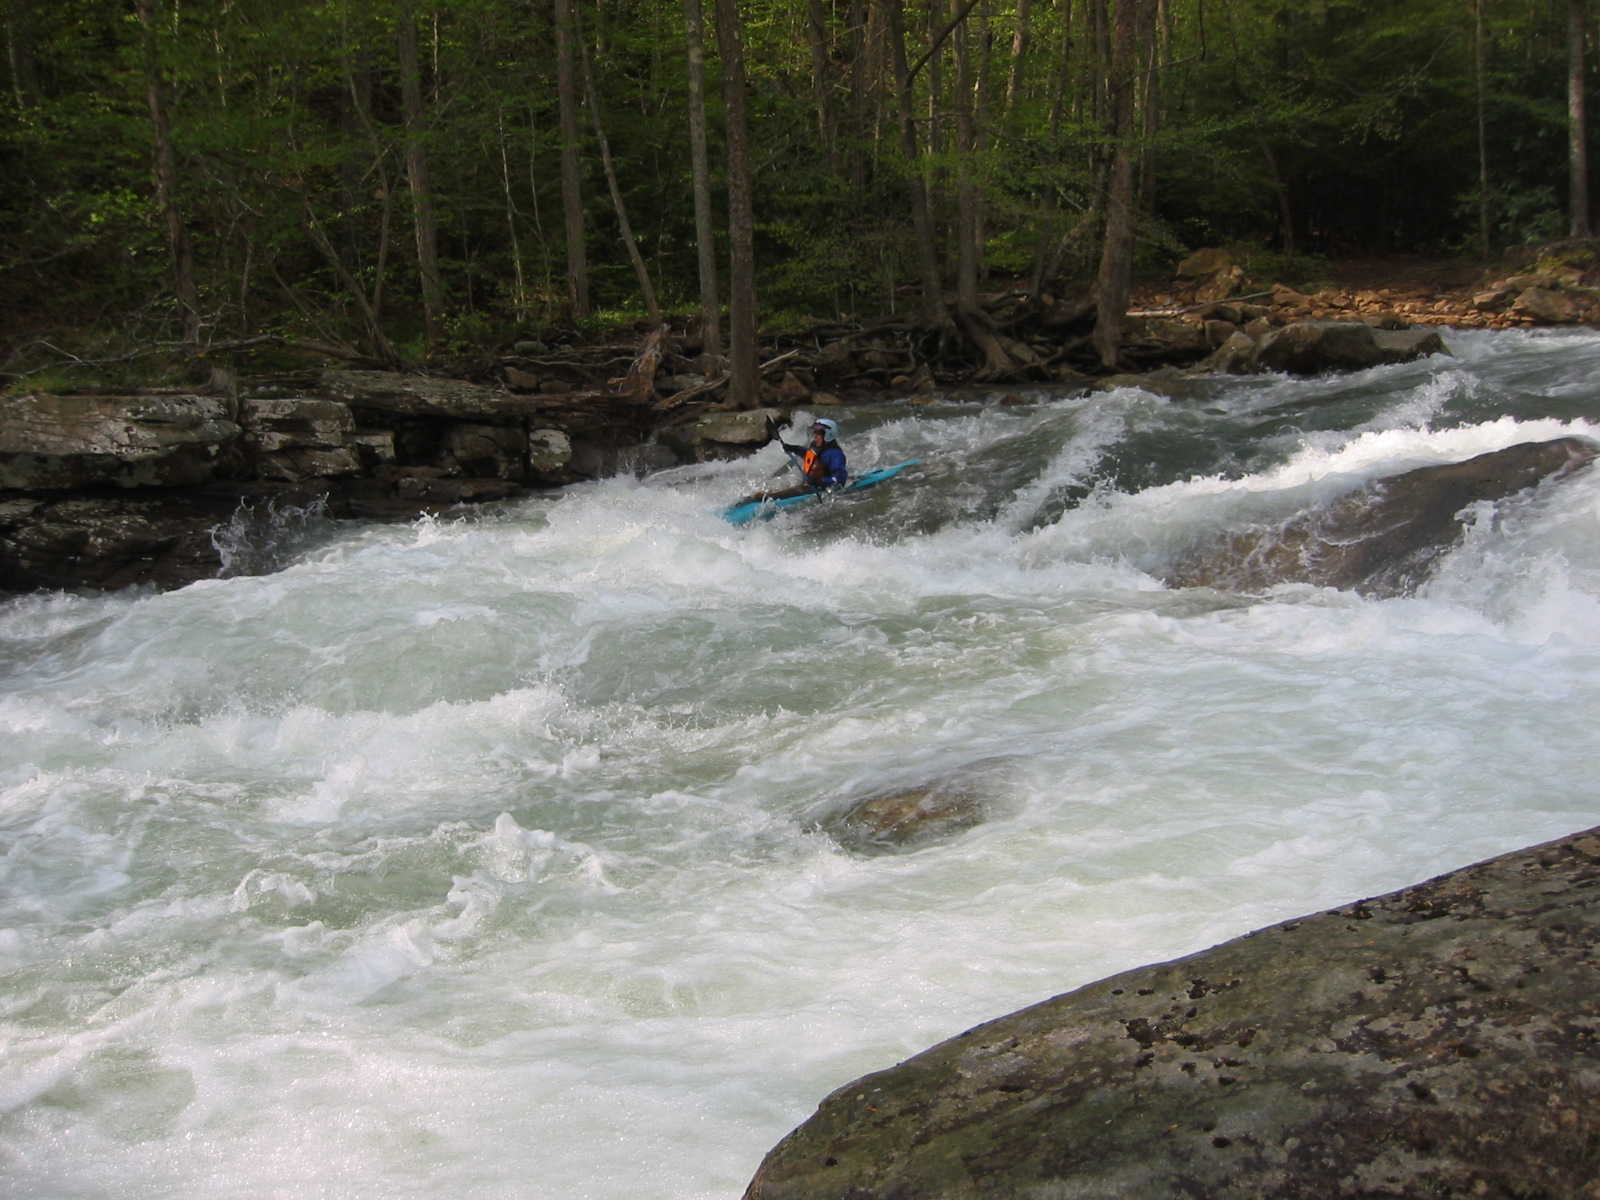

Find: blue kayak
721;459;922;526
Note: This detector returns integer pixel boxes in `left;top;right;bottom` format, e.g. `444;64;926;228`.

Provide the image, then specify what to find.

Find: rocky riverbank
4;249;1598;595
743;826;1600;1199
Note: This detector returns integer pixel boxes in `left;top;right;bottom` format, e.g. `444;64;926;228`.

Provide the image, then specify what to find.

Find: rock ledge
744;826;1600;1199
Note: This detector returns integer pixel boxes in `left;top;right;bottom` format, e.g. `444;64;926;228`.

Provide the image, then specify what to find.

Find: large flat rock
0;392;243;489
744;827;1600;1199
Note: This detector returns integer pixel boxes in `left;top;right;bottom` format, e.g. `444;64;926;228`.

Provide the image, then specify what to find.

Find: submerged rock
814;758;1019;854
743;825;1600;1199
1165;437;1598;596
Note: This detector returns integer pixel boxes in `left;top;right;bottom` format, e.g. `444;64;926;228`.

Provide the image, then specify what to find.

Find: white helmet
811;417;839;441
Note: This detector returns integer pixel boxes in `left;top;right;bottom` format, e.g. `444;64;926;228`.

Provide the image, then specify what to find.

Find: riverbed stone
743;825;1600;1200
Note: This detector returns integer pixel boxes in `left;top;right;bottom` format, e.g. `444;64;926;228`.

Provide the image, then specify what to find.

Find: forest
1;0;1594;397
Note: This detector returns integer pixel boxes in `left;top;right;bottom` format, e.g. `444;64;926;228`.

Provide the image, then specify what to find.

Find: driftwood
655;346;803;410
1127;290;1275;317
610;323;669;403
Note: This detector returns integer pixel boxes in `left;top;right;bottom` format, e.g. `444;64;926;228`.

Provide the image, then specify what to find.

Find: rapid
2;326;1598;1199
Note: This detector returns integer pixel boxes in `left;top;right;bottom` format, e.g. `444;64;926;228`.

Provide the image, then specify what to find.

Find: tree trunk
1004;0;1032;120
341;47;396;326
497;107;528;316
301;198;400;365
135;0;202;347
1028;0;1073;294
1091;0;1150;371
1475;0;1491;257
554;0;590;318
806;0;835;158
884;0;949;329
951;0;1016;377
1263;140;1296;256
953;0;980;313
397;3;444;347
577;13;661;324
1569;0;1591;238
846;0;869;189
715;0;759;409
684;0;722;360
4;0;38;107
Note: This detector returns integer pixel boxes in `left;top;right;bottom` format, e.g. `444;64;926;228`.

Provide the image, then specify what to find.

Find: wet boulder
658;406;786;462
1164;437;1598;596
1255;320;1440;375
814;759;1018;854
1202;320;1449;377
1510;286;1582;324
743;825;1600;1199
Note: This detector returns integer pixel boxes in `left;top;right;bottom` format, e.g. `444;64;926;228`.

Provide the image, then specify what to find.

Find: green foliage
1234;249;1335;290
0;0;1589;360
1454;183;1566;250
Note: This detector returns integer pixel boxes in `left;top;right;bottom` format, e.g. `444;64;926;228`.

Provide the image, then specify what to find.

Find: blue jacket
783;440;848;489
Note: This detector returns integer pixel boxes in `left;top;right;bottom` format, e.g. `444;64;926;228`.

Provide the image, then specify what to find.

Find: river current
2;327;1598;1198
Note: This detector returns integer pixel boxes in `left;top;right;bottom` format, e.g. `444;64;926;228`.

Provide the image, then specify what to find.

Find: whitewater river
2;327;1598;1198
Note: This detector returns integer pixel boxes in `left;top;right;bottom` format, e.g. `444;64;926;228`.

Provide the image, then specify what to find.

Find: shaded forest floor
1128;253;1493;324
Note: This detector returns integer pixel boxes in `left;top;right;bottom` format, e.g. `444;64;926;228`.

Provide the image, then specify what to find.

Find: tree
1092;0;1153;370
715;0;758;409
576;7;660;325
883;0;949;329
554;0;590;318
4;0;39;107
1475;0;1492;256
684;0;722;360
134;0;201;347
1569;0;1591;237
397;1;445;348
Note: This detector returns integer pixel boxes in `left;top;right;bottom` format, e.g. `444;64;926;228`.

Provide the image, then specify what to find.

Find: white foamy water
2;327;1598;1198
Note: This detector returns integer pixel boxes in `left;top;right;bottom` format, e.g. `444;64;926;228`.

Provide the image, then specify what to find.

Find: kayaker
736;417;848;504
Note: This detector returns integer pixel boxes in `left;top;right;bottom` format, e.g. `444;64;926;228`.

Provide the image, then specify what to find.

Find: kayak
721;459;922;526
